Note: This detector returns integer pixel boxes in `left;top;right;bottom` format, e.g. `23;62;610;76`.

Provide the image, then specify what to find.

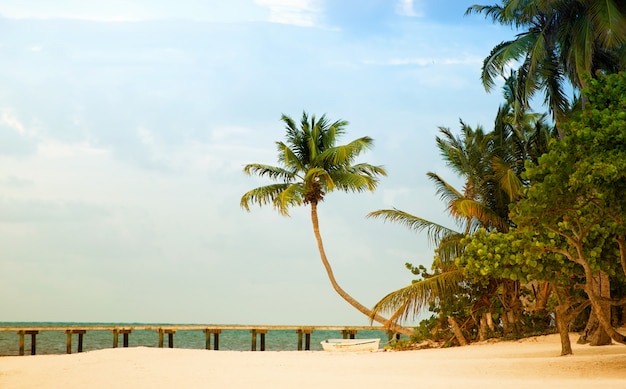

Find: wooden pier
1;325;404;356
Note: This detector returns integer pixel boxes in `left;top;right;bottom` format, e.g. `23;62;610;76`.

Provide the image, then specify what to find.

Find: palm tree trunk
447;316;468;346
310;202;413;337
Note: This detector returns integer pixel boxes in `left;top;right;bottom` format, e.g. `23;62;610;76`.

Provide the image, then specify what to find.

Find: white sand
1;334;625;388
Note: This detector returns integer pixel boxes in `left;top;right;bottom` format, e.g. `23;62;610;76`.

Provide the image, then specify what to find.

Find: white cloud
255;0;322;27
0;5;143;22
37;141;109;159
0;7;517;324
1;110;108;159
0;0;263;22
133;125;261;174
396;0;423;17
365;56;483;67
1;111;30;136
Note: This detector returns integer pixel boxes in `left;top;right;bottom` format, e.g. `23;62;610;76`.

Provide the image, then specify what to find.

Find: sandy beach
1;333;625;388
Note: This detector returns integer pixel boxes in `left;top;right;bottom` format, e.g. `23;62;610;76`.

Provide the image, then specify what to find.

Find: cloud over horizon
0;1;515;325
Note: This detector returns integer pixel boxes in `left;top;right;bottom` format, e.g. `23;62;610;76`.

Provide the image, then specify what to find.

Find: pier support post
65;330;87;354
296;328;313;351
297;330;303;351
66;331;72;354
203;329;221;350
158;329;176;348
250;329;268;351
251;329;257;351
123;330;131;347
260;331;266;351
78;332;84;352
305;331;311;350
341;329;357;339
113;329;132;348
17;330;39;356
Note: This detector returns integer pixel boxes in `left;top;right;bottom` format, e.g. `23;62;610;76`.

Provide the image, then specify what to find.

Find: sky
0;1;516;326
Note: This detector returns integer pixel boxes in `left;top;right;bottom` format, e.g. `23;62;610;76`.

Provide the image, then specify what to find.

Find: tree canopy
468;0;626;122
458;72;626;354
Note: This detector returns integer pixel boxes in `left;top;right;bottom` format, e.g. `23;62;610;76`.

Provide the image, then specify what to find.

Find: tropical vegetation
460;72;626;354
241;1;626;354
369;1;626;354
369;76;556;346
467;0;626;131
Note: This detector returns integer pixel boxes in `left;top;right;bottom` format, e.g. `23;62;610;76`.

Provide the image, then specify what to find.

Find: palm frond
320;136;374;166
243;163;296;182
465;4;508;24
451;198;509;232
481;37;534;91
589;0;626;47
321;119;348;149
240;183;295;213
492;156;523;201
371;269;466;325
276;142;305;173
330;168;383;193
427;173;464;205
436;233;467;265
367;208;459;245
273;183;305;216
540;56;569;119
566;12;594;87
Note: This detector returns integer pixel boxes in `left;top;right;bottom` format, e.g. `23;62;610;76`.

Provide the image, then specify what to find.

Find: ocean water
0;323;394;356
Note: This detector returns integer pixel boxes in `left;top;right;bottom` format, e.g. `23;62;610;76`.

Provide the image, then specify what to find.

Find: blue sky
0;1;515;325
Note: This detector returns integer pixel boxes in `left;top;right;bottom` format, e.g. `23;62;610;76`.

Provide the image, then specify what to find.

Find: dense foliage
372;1;626;355
369;77;556;345
468;0;626;124
459;72;626;354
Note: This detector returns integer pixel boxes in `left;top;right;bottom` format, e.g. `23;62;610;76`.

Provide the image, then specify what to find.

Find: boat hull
320;338;380;352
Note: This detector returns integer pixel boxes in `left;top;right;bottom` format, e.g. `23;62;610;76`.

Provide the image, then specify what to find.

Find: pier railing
0;325;405;356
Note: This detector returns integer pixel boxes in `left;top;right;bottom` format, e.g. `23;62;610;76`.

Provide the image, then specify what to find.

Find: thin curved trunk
310;202;413;337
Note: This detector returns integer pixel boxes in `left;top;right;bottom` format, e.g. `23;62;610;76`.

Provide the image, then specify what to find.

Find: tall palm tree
369;124;514;330
492;70;556;192
240;112;412;335
467;0;626;127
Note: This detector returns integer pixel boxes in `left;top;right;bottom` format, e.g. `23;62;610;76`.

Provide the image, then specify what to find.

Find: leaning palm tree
241;112;412;335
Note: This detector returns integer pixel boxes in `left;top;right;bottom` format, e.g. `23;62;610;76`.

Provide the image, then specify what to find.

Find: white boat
320;338;381;352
